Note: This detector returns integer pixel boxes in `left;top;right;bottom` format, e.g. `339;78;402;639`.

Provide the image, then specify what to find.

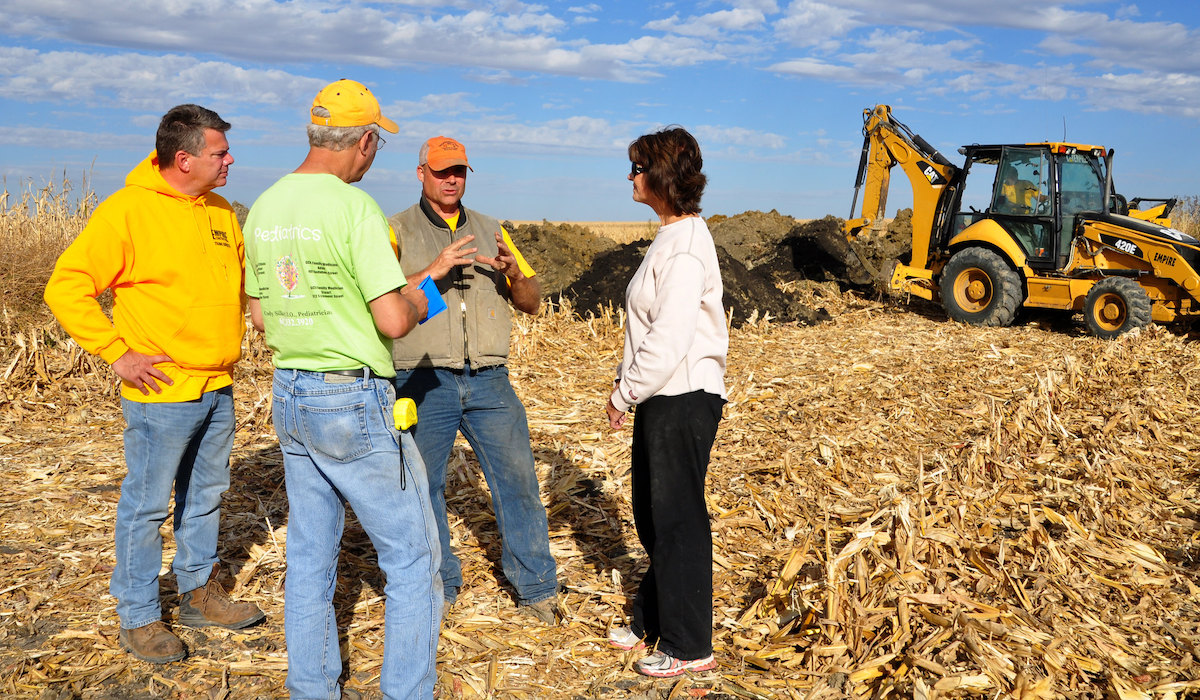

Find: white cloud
771;0;1200;74
774;0;865;47
392;115;635;155
0;0;731;83
0;48;321;111
583;35;716;70
765;2;1200;122
693;124;787;150
1115;4;1141;19
386;93;482;118
645;8;768;39
769;27;982;89
1078;71;1200;119
736;0;780;13
0;125;146;149
768;57;866;83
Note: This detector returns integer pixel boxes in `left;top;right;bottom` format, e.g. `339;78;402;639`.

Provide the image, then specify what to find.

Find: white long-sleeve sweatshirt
610;216;728;413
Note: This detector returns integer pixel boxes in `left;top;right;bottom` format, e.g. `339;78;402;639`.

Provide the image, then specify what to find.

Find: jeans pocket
298;401;373;462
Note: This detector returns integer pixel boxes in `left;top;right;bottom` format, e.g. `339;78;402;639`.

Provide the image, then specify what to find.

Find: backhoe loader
844;104;1200;338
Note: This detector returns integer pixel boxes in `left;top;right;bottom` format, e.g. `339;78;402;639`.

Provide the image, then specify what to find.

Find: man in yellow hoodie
44;104;264;664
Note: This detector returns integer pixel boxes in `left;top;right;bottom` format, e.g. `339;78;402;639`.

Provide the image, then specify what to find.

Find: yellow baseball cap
311;79;398;133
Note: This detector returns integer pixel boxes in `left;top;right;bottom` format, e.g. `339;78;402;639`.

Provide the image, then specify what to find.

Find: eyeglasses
375;133;386;150
630;163;646;176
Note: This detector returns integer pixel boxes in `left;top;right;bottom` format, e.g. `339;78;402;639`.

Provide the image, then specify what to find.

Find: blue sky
2;0;1198;221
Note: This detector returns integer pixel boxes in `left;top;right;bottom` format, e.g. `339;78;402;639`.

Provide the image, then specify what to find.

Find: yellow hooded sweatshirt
44;152;246;403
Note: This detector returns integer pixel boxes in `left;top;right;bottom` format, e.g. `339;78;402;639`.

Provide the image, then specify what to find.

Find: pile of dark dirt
708;209;798;269
852;207;914;281
763;215;869;285
516;209;913;328
559;239;833;327
505;220;619;297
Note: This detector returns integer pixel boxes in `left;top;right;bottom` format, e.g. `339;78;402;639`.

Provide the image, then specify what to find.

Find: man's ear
359;131;375;155
173;150;191;173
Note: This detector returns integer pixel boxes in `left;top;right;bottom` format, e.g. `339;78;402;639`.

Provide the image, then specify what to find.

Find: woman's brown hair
628;126;707;215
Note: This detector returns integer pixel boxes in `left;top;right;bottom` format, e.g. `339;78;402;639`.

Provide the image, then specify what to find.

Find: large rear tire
940;248;1024;327
1083;277;1151;339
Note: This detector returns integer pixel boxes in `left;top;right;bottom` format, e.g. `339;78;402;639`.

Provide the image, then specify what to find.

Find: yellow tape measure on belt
393;398;418;430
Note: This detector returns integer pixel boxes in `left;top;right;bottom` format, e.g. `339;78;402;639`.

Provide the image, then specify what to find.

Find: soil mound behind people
513;209;913;327
505;220;620;298
708;209;798;268
560;241;831;327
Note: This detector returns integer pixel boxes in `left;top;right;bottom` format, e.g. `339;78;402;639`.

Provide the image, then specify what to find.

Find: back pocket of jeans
297;402;372;462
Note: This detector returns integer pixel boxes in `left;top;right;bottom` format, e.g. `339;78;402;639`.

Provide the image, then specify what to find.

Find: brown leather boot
119;621;186;663
178;564;265;630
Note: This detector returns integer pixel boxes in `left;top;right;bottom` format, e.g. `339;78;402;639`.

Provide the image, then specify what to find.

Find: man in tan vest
388;136;558;624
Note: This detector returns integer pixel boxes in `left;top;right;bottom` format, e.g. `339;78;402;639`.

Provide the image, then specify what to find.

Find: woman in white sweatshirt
605;126;728;678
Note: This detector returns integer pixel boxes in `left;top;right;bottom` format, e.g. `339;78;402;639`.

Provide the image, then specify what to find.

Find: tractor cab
949;142;1111;271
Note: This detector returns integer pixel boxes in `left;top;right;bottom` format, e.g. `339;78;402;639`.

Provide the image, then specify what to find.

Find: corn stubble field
2;179;1200;699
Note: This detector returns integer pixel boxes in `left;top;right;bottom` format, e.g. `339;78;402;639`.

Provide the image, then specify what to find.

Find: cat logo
918;160;948;186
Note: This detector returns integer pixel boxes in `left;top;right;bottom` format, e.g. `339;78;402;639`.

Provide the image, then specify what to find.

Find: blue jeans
113;387;234;629
393;365;557;605
272;369;441;700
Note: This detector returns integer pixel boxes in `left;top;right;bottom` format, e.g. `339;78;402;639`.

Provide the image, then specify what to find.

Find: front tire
1083;277;1151;338
940;248;1024;327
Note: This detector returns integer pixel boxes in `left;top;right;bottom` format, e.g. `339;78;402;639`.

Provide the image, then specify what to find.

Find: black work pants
629;390;724;660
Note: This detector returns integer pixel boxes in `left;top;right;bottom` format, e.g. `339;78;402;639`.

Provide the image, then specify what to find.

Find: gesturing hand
428;234;478;281
476;231;525;280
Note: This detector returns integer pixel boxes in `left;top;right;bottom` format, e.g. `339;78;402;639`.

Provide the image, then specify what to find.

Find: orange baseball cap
311;79;398;133
422;136;472;171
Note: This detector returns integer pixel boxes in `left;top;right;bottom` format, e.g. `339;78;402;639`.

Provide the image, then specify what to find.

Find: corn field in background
1173;196;1200;237
0;175;96;327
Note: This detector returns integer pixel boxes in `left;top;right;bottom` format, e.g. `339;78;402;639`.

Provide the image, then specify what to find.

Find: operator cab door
990;147;1055;269
1057;149;1107;268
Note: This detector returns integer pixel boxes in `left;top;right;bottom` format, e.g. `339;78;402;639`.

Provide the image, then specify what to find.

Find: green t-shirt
244;173;405;377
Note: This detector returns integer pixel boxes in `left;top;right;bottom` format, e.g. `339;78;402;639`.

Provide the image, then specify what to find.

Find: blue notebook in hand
418;275;447;324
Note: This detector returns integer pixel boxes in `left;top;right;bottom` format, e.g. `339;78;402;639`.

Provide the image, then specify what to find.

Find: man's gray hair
418;139;430;166
307;106;377;151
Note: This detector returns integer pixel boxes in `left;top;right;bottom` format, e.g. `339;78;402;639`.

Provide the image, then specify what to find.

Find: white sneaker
635;650;716;677
607;626;645;650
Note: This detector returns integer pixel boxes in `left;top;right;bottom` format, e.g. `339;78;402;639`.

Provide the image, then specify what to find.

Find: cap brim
377;116;399;134
427;157;472;171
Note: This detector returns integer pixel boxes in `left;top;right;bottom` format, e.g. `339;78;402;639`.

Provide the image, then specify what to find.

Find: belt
324;368;368;378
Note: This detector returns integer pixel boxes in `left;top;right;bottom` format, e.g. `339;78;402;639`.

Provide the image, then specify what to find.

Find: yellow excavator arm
845;105;959;279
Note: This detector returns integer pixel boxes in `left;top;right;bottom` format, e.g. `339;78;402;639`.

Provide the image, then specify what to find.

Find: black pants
629;390;724;660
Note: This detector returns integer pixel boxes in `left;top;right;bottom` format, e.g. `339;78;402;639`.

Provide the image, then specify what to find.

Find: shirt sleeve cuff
610;386;633;413
99;339;131;366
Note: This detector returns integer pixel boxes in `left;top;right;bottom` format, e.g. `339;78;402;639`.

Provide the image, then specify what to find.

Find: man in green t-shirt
243;79;439;700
